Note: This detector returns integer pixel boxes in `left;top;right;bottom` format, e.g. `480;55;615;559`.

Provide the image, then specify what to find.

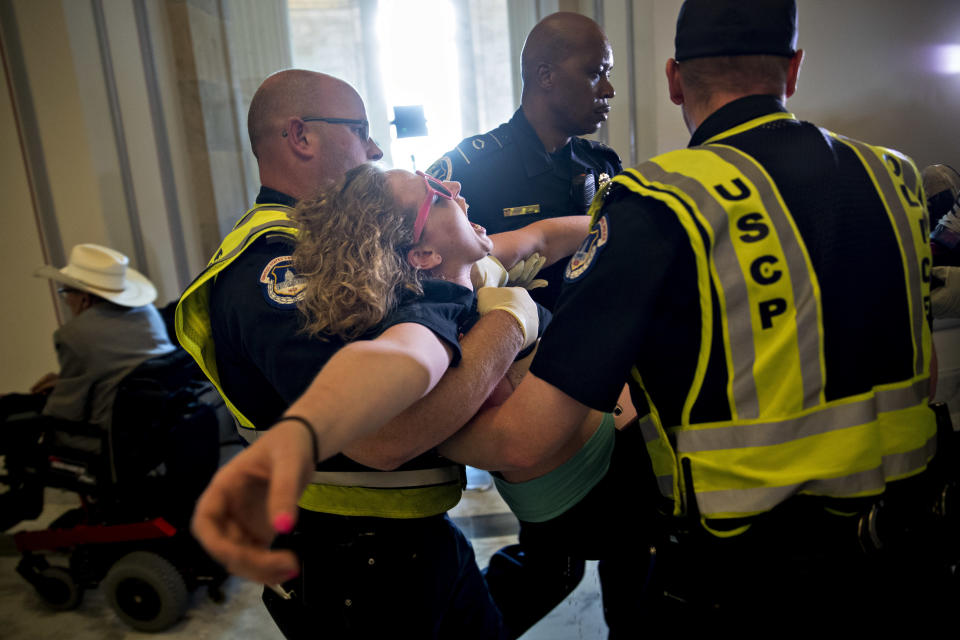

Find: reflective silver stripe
309;466;462;489
236;425;461;488
657;474;674;498
237;424;260;444
833;135;925;376
637;414;660;444
635;162;761;420
882;434;937;478
705;145;824;409
211;217;299;267
232;203;297;230
677;380;927;452
694;434;936;515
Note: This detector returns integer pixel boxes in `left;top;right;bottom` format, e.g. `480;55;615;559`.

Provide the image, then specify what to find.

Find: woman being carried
192;163;631;591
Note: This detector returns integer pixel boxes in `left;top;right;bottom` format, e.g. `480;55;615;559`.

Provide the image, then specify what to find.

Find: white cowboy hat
35;243;157;307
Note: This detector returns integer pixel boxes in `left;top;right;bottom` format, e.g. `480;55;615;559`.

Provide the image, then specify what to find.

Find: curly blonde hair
293;164;423;340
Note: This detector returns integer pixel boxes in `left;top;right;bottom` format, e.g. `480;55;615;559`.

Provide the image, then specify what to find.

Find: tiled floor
0;475;607;639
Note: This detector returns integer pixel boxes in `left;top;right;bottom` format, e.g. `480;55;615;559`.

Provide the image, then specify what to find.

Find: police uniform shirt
209;186;475;430
427;108;623;310
530;94;924;428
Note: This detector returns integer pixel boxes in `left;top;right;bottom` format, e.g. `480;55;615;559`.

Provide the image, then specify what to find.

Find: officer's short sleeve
529;190;689;412
375;280;476;366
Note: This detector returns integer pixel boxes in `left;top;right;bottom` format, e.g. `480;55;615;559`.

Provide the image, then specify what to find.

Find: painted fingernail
285;568;300;581
273;512;294;534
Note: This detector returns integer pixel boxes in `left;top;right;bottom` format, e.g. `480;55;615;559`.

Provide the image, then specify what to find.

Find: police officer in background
177;70;537;638
441;0;950;625
426;12;624;635
427;11;622;311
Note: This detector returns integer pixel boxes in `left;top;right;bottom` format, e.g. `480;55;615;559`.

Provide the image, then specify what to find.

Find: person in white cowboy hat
30;243;175;429
0;244;175;530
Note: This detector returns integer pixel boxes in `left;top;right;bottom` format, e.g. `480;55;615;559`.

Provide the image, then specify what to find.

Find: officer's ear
537;62;554;90
407;247;443;271
666;58;684;106
785;49;804;99
283;117;314;160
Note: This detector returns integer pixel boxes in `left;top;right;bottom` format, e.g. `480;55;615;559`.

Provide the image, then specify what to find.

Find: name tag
503;204;540;217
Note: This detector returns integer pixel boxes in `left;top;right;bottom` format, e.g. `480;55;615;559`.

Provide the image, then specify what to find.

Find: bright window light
930;44;960;74
376;0;463;171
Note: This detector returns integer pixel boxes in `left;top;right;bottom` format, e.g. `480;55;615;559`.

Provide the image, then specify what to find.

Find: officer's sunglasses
298;116;370;142
413;171;454;243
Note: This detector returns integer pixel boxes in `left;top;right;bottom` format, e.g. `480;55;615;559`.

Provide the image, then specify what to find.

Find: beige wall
596;0;960;170
0;0;288;392
0;46;60;391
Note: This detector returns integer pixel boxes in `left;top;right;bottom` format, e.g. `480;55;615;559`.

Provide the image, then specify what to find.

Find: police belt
238;424;462;489
309;466;462;489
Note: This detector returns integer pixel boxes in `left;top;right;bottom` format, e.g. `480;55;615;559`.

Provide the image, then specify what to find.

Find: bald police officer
179;70;536;639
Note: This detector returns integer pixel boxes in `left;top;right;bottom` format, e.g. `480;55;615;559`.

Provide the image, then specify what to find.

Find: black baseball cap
674;0;798;62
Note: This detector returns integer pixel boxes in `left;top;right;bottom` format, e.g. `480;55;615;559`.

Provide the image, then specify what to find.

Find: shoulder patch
259;256;307;309
565;215;610;282
426;156;453;180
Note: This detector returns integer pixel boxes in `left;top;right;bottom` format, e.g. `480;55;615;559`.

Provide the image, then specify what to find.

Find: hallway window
289;0;513;170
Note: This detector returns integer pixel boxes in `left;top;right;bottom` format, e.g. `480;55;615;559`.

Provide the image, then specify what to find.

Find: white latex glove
477;286;540;350
507;252;548;290
932;266;960;318
471;256;509;289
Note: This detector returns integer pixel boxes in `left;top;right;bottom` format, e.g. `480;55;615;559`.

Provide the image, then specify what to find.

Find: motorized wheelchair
0;349;233;632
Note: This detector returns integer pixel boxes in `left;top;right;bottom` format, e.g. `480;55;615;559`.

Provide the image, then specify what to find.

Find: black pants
262;511;506;640
484;423;660;639
643;476;960;628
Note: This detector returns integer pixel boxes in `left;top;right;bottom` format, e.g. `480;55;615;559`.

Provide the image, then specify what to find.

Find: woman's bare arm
191;322;453;584
341;310;524;469
490;215;590;269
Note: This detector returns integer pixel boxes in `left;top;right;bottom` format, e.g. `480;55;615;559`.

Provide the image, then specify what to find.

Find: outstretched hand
507;252;548;290
191;421;316;584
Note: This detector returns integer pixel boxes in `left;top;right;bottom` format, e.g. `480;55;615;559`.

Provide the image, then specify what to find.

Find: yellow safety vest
589;113;936;532
175;204;462;518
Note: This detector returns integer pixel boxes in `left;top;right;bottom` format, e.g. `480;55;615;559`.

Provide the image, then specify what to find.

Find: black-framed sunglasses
299;116;370;142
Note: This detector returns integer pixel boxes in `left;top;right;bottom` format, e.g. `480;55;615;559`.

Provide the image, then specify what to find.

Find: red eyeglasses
413;170;454;243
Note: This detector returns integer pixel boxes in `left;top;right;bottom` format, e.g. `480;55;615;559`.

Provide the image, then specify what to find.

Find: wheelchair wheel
35;566;83;611
102;551;188;632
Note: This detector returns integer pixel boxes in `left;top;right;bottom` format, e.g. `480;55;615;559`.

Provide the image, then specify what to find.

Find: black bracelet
276;415;319;463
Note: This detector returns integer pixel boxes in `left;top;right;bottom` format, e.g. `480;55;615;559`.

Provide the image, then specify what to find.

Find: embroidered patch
565;215;609;281
259;256;307;308
426;156;453;181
